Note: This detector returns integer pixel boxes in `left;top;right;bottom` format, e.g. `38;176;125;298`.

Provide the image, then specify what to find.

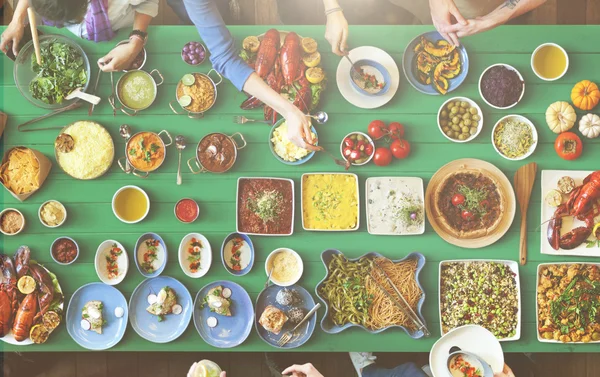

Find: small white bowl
111;185;150;224
265;248;303;287
437;97;484;143
491;115;538;161
0;208;25;236
531;43;568;81
95;240;128;285
479;64;525;110
178;233;212;278
50;236;79;265
38;200;67;228
340;132;375;166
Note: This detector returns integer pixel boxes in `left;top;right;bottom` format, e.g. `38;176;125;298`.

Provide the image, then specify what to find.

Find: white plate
235;177;294;236
95;240;128;285
178;233;212;278
439;260;521;342
540;170;600;257
336;46;400;109
301;173;360;232
535;262;600;343
365;177;425;235
430;325;504;377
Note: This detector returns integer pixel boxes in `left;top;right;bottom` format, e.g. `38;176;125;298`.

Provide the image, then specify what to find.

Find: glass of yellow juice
112;185;150;223
531;43;568;81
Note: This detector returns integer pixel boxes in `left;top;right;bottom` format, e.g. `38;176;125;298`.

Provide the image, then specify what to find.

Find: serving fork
233;115;271;124
277;303;320;347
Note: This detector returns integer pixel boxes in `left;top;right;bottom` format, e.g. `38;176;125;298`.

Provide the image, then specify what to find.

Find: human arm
99;1;158;72
323;0;348;56
429;0;467;46
494;363;515;377
182;0;316;149
282;363;325;377
444;0;547;39
0;0;30;56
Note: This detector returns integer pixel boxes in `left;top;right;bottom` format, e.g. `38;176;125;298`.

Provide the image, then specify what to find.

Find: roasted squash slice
434;76;449;95
442;63;461;79
445;50;460;66
416;52;434;74
417;71;428;84
424;41;455;58
414;42;423;53
436;39;451;47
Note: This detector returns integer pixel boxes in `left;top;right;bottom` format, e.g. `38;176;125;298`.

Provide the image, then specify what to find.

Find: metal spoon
265;266;274;289
119;124;132;173
309;111;328;124
175;135;186;185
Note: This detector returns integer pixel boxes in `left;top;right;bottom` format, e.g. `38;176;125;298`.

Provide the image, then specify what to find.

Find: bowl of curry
170;70;223;118
188;132;246;174
119;130;173;178
236;177;294;236
113;69;163;116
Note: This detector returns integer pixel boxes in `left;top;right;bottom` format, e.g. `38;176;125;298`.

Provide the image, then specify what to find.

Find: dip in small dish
221;232;254;276
0;208;25;236
349;59;390;96
236;177;294;236
51;236;79;265
265;248;303;287
112;185;150;224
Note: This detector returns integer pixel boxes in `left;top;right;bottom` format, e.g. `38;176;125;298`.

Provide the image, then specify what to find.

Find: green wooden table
1;25;599;352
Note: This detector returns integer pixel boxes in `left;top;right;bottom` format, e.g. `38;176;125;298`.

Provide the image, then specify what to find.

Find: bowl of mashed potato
269;119;317;165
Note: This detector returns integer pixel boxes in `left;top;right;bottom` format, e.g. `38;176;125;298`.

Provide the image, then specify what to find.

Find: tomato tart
432;168;505;239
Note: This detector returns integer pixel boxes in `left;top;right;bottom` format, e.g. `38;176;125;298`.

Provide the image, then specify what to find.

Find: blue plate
193;280;254;348
221;232;254;276
255;284;317;349
66;283;128;350
402;31;469;96
315;249;427;338
349;59;391;96
269;118;317;165
134;233;167;278
129;276;192;343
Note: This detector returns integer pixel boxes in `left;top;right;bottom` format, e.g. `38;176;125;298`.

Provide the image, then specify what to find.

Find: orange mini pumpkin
571;80;600;110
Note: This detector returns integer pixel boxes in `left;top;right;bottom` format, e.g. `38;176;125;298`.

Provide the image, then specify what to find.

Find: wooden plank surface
1;25;600;354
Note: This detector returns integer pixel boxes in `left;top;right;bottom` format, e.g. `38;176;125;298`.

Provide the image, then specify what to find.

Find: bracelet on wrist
325;7;343;16
129;34;146;46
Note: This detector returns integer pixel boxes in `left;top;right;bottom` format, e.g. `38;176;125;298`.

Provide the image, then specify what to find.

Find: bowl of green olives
437;97;483;143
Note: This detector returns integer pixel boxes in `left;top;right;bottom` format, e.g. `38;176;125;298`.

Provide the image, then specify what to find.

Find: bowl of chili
51;236;79;265
174;198;200;223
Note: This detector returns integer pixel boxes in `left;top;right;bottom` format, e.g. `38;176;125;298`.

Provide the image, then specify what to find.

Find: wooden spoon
514;162;537;265
27;8;42;65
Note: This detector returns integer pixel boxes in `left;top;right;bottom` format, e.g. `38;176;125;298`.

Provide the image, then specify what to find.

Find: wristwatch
129;29;148;44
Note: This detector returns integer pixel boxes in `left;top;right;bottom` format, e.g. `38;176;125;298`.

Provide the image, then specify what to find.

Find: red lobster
255;29;280;78
29;264;56;322
0;255;18;337
12;293;37;342
14;246;30;280
548;171;600;250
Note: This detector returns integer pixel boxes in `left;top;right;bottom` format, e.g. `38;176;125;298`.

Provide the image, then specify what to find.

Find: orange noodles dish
127;132;165;172
318;254;423;331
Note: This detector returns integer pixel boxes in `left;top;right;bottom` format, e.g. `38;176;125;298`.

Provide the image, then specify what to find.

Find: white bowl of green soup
115;69;163;115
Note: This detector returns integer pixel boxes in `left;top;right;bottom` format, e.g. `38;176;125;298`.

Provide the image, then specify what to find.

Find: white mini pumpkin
579;113;600;138
546;101;576;133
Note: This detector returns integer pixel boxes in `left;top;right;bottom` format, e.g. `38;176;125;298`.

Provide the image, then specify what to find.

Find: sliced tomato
387;122;405;139
373;147;393;166
390;139;411;159
452;194;465;206
555;132;583;160
364;143;374;156
461;210;475;221
368;120;387;139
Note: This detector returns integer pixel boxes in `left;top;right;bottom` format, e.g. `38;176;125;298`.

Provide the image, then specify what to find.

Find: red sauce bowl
50;236;79;265
175;198;200;223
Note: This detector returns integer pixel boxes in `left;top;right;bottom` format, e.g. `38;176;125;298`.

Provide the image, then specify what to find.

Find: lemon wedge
306;67;325;84
243;36;260;53
17;276;36;295
301;37;318;54
303;51;321;68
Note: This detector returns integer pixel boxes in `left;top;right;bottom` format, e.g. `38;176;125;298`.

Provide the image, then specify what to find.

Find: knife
88;67;102;115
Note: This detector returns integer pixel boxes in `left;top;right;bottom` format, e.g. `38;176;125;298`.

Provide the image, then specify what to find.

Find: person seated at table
166;0;317;151
0;0;157;71
321;0;547;53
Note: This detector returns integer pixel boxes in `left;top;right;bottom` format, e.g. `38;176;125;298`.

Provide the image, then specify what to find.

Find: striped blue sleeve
182;0;254;91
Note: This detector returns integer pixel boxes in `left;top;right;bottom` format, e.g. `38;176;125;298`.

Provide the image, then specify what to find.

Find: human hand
283;106;319;151
98;40;143;72
325;11;349;56
494;363;515;377
429;0;467;46
282;363;325;377
454;16;495;38
187;363;226;377
0;21;25;57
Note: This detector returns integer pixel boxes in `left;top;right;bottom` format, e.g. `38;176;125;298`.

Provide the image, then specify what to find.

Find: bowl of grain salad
171;70;223;118
492;115;537;161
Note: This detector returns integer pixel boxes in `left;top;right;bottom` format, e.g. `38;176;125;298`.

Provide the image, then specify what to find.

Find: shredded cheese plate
56;121;114;180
